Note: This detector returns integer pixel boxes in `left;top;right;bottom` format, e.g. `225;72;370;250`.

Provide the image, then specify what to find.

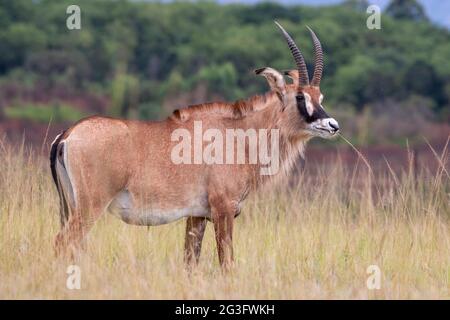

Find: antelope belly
108;191;209;226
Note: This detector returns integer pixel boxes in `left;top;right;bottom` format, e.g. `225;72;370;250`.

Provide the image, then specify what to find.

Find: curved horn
307;26;323;87
274;21;309;87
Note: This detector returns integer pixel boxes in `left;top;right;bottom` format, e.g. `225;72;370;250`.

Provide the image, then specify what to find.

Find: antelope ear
254;67;287;99
283;70;299;87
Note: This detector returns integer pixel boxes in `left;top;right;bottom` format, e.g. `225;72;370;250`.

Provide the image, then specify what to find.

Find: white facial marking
303;92;314;116
319;94;324;104
310;117;340;137
327;118;339;131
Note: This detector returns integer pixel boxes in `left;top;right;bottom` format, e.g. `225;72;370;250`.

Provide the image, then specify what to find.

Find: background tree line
0;0;449;145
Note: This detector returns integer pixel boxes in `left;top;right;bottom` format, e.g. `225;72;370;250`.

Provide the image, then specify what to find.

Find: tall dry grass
0;138;449;299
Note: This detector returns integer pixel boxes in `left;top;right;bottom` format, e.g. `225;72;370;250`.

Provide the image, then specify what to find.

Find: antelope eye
296;94;310;120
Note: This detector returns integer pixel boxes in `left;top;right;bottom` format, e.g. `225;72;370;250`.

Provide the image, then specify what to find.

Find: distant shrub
4;102;86;123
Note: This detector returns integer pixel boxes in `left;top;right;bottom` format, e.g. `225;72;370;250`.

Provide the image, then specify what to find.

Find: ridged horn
307;26;323;87
274;21;309;87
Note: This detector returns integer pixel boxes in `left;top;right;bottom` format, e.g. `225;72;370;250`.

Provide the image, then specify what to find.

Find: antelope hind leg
184;217;207;268
54;194;108;259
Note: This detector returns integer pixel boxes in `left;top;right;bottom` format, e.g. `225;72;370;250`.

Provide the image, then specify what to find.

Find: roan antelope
50;22;339;268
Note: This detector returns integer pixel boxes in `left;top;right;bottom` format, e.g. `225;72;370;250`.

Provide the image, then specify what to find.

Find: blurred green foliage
0;0;449;124
4;102;86;123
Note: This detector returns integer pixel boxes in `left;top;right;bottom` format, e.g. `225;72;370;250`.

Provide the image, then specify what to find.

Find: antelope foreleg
211;206;235;271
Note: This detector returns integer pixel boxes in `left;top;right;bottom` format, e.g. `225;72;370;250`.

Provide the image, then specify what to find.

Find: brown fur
171;92;275;122
51;69;334;269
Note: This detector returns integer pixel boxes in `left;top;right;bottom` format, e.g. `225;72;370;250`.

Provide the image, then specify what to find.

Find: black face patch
296;94;329;123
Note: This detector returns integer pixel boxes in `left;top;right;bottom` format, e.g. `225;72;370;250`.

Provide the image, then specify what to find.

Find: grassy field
0;139;449;299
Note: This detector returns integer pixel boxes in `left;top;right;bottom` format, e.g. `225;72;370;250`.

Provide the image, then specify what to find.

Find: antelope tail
50;131;70;226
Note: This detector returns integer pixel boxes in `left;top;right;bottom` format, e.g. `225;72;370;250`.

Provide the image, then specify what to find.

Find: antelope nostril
329;120;339;132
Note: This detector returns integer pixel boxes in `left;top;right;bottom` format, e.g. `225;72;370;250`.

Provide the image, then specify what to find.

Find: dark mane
170;91;277;122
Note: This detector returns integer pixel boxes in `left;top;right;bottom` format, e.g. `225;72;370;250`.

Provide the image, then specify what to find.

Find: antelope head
256;22;340;139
